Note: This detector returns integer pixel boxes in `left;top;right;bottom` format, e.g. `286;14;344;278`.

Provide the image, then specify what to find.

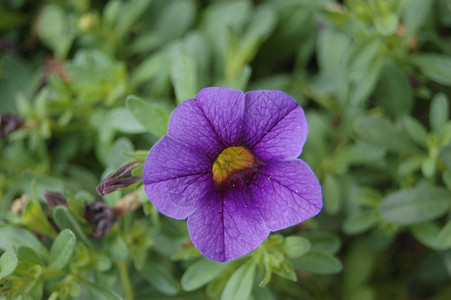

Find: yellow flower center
212;147;256;187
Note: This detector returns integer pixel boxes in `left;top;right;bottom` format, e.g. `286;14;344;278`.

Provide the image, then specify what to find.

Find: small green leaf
83;280;123;300
140;262;179;295
23;188;57;238
282;236;311;258
430;93;449;132
379;185;451;225
412;54;451;86
49;229;76;270
0;226;49;260
126;95;169;138
300;232;341;254
354;115;420;154
343;210;377;235
170;43;198;104
0;251;18;279
437;219;451;248
109;108;146;134
17;246;42;265
439;144;451;169
403;116;428;148
411;222;446;250
52;206;93;248
291;252;342;274
374;13;398;36
181;258;229;291
323;175;342;215
221;261;256;300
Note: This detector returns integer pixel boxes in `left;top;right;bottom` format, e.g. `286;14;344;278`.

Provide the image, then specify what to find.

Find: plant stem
118;260;134;300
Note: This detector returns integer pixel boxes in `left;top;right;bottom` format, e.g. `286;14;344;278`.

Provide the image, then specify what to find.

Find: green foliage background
1;0;451;299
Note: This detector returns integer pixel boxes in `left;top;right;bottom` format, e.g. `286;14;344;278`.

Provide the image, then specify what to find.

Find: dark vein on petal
194;100;226;149
144;171;210;184
249;105;298;151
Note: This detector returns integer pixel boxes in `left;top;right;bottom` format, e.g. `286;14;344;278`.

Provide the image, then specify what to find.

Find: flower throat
212;147;256;188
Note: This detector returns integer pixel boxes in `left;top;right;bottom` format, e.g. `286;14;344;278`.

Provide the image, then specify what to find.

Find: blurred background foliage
1;0;451;299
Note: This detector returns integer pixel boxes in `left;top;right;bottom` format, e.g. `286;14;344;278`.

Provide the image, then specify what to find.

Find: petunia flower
143;87;322;262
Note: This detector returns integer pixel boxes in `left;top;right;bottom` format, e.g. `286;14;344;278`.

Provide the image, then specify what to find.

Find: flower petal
251;159;322;231
243;90;307;160
187;188;269;262
143;135;213;219
168;98;223;158
195;87;245;146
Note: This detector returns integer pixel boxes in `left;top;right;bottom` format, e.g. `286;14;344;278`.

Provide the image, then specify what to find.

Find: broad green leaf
300;232;341;254
108;108;146;134
0;251;18;279
323;175;342;215
283;236;311;258
83;280;123;300
0;226;49;260
17;246;42;265
154;0;196;43
403;116;428;147
411;222;446;250
317;28;350;71
126;95;169;138
140;262;179;295
291;252;342;274
221;261;256;300
438;219;451;248
170;43;198;104
375;64;413;118
49;229;76;270
374;13;398;36
181;258;229;291
115;0;153;37
52;206;93;248
430;93;449;132
343;210;377;235
412;54;451;86
403;0;433;34
379;185;451;225
439;144;451;169
354;115;420;154
131;50;170;86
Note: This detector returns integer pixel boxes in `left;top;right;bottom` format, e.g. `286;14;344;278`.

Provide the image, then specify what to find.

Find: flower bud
96;162;142;196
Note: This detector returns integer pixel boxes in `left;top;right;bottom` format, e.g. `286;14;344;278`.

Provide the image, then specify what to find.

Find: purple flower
143;87;322;262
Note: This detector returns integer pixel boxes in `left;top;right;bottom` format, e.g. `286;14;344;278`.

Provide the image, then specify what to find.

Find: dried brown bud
0;113;23;138
11;194;29;214
83;200;118;238
42;190;68;208
96;162;142;196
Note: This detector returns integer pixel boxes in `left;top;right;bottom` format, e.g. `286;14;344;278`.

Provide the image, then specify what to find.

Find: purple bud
42;190;68;208
0;113;23;138
96;162;142;196
83;200;118;238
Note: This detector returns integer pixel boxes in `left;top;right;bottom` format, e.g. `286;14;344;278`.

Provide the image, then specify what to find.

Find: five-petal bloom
143;87;322;262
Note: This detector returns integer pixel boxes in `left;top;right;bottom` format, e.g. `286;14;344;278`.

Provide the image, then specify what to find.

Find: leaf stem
118;260;134;300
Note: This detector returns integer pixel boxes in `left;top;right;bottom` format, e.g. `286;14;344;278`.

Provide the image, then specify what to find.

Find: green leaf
49;229;76;270
437;219;451;248
343;210;377;235
375;64;413;118
109;108;146;134
221;261;256;300
379;185;451;225
23;188;57;238
52;206;93;248
282;236;311;258
411;222;446;250
140;262;179;295
317;27;351;71
0;225;49;260
115;0;153;37
300;232;341;254
17;246;42;265
154;0;196;44
0;251;18;280
323;175;342;215
374;13;398;36
439;144;451;169
403;116;428;148
354;115;420;154
412;54;451;86
181;258;229;291
83;280;123;300
291;252;342;274
403;0;434;34
126;95;169;138
430;93;449;132
170;43;198;104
